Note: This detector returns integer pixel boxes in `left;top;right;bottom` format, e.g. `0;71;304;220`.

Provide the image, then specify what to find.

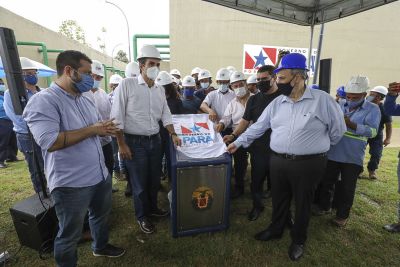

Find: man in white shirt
111;45;181;234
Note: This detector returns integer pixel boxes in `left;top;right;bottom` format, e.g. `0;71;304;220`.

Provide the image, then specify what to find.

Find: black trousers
7;130;18;160
102;142;114;178
249;148;271;208
318;160;363;219
232;146;248;192
0;119;13;162
268;153;327;245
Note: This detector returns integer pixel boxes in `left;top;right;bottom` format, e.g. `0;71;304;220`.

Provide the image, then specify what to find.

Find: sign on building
243;44;317;77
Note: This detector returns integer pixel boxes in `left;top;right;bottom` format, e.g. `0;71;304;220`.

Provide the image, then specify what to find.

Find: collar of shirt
280;86;313;103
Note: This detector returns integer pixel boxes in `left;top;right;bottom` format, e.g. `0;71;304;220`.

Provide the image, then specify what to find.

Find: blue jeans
51;175;112;267
124;134;162;220
16;133;45;193
367;134;383;172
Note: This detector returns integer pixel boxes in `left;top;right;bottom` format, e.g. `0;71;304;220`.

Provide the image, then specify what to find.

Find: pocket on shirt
297;112;325;130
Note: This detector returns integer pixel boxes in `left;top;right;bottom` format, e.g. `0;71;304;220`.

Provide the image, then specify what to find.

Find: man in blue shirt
316;76;381;227
382;82;400;233
3;64;45;192
227;53;346;261
181;76;202;114
23;50;125;266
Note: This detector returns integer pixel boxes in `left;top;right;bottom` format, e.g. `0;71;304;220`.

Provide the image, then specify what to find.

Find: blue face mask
366;95;375;102
183;88;194;97
24;74;38;85
0;84;5;92
72;71;94;93
92;79;101;89
346;98;364;109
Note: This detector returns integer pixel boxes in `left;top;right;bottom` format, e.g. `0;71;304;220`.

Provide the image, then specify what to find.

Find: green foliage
58;20;86;44
115;50;129;63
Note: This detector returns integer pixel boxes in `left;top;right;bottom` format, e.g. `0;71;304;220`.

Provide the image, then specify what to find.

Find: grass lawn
1;149;400;267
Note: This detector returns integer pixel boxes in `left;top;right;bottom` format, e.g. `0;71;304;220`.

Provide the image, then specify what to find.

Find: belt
273;151;327;160
125;133;159;140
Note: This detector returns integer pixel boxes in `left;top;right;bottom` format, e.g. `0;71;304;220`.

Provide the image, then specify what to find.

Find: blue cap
273;53;309;74
310;84;320;89
336;86;346;98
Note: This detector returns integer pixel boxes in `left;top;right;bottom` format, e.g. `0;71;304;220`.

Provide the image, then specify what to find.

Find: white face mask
92;80;101;89
218;83;229;93
146;66;159;80
200;82;209;89
234;87;247;97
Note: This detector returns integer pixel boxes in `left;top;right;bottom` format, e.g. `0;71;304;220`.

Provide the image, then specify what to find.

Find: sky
0;0;170;60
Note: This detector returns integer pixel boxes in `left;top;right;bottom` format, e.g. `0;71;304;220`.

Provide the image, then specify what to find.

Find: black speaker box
9;194;58;251
318;58;332;94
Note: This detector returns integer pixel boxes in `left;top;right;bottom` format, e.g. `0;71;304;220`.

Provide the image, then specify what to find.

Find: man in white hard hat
316;75;380;228
382;81;400;233
170;69;181;80
181;75;202;114
194;69;214;101
125;61;140;78
3;57;45;193
200;69;235;135
226;53;346;261
246;74;258;94
111;44;181;234
365;86;392;179
191;67;202;89
223;65;282;220
216;71;251;201
226;66;236;76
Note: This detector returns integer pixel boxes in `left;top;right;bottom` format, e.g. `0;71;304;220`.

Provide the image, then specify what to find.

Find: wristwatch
231;133;237;139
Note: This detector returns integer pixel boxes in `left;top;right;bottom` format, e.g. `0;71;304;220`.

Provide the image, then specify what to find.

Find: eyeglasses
256;77;271;82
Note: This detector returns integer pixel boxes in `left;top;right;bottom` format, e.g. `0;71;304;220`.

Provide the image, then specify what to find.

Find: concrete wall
0;6;127;91
169;0;400;92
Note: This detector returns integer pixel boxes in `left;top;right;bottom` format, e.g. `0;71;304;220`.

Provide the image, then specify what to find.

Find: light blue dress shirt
234;87;346;155
328;99;380;166
3;89;36;133
22;83;108;192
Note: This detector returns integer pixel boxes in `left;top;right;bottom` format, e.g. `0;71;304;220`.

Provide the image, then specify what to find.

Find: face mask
366;95;375;102
146;66;159;80
257;80;272;93
277;76;296;96
92;80;101;89
200;82;209;89
234;87;247;97
218;84;229;93
346;98;364;109
0;84;5;92
338;98;347;105
71;71;94;93
183;88;194;97
24;74;38;86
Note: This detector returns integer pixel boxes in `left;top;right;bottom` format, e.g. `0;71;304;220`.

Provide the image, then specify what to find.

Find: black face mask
257;80;272;93
277;76;296;96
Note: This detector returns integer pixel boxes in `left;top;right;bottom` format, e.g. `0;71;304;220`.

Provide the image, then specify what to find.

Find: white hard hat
137;44;161;60
191;67;202;75
246;74;257;84
91;60;105;77
345;75;369;93
109;74;123;84
170;69;181;77
370;85;388;96
156;71;173;86
171;76;180;84
182;75;196;87
198;69;211;80
19;57;38;70
216;68;230;81
125;62;140;78
230;71;246;84
227;66;236;72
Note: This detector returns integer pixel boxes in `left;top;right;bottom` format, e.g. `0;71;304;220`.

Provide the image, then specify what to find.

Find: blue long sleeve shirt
328;100;381;166
0;94;10;120
383;94;400;116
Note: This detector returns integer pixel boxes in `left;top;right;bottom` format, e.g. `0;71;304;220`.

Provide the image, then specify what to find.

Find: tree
115;50;129;63
58;20;86;44
97;27;107;53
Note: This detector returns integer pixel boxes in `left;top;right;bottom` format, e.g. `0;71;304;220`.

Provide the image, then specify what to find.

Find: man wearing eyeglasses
223;65;281;220
3;63;45;193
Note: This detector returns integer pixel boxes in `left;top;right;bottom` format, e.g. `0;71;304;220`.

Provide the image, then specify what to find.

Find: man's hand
208;110;218;122
223;134;234;144
92;119;120;136
215;123;224;133
119;143;132;160
384;138;391;147
172;134;182;146
227;143;238;154
344;116;352;127
388;82;400;96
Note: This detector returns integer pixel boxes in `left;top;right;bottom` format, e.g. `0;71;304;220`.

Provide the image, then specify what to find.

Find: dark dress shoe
248;207;264;221
383;223;400;233
254;229;282;241
288;243;304;261
112;187;119;193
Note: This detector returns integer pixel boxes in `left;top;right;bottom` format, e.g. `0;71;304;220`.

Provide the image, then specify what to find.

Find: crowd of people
0;44;399;265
